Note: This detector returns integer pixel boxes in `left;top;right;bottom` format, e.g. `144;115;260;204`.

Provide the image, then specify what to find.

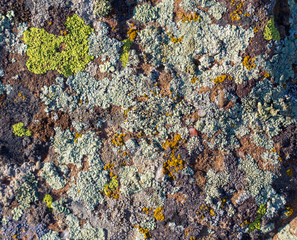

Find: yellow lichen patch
154;207;165;221
211;75;232;84
242;55;256;70
286;168;293;177
43;194;53;209
104;176;120;199
74;132;82;143
112;133;126;147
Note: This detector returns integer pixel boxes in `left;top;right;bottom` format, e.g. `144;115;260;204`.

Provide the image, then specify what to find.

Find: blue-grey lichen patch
52;127;108;210
12;207;23;221
0;10;28;54
42;69;155;111
262;0;297;84
40;230;62;240
121;92;193;144
241;79;297;138
138;9;255;84
181;0;226;20
51;198;71;214
41;78;77;113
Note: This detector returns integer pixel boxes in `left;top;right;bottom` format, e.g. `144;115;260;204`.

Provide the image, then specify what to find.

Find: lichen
23;14;93;77
93;0;112;18
12;122;32;137
263;16;281;41
41;162;67;190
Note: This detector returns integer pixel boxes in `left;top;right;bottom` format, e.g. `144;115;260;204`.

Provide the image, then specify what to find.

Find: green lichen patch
12;122;32;137
263;16;281;41
248;204;266;233
23;14;93;77
120;38;133;67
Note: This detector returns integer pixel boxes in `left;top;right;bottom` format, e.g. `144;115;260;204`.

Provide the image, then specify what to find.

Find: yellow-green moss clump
23;14;93;77
263;16;281;41
12;122;32;137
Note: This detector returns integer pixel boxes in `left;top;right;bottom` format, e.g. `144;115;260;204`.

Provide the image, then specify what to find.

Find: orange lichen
142;207;151;215
74;132;82;143
154;207;165;221
284;206;293;216
128;28;138;41
162;134;182;149
286;168;293;177
178;12;202;23
136;226;151;239
191;76;200;83
211;75;232;84
104;163;114;170
112;133;126;147
163;150;185;178
242;55;256;70
230;0;243;21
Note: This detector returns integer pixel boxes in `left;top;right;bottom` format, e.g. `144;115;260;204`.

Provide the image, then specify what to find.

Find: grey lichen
53;127;104;169
66;214;106;240
238;155;284;207
67;169;108;210
16;173;38;208
119;166;142;195
93;0;112;18
204;169;229;204
133;4;159;23
41;162;67;190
